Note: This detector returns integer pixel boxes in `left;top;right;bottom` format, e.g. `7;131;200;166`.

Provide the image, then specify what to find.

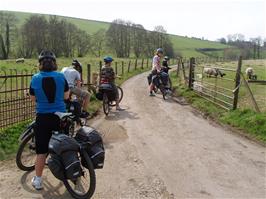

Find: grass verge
0;67;149;161
170;72;266;144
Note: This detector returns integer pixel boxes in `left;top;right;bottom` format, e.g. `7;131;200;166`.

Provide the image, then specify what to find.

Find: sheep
203;67;225;78
245;67;257;80
16;58;25;63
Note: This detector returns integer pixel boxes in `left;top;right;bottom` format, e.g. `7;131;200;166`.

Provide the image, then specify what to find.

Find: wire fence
176;57;266;112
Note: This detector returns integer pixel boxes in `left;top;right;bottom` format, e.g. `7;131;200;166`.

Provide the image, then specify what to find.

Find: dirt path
0;72;265;199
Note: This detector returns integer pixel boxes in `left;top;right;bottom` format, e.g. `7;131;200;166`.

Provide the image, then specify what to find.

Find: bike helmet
164;56;170;61
156;48;164;54
103;56;114;63
72;59;82;73
38;50;56;63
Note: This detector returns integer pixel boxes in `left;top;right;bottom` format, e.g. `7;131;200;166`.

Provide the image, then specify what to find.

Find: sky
0;0;265;41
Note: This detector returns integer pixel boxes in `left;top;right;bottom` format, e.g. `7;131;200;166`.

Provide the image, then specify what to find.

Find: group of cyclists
28;48;170;190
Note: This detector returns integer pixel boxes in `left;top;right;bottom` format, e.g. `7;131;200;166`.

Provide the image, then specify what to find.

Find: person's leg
72;87;90;113
81;91;90;111
32;114;54;190
35;154;47;176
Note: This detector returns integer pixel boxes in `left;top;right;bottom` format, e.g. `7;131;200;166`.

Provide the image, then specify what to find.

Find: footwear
80;111;90;118
31;176;43;190
116;107;124;111
149;92;156;97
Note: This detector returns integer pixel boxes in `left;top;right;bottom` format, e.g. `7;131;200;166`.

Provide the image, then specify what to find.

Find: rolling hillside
2;10;231;57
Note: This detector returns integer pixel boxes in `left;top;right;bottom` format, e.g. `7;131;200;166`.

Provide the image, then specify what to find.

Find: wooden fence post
188;57;195;89
176;58;180;77
115;62;118;75
134;59;137;70
233;56;242;110
122;61;124;75
87;64;91;84
128;60;131;72
99;61;102;85
141;58;144;69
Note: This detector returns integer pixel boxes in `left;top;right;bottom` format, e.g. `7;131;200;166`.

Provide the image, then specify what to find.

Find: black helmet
72;59;82;73
164;56;170;61
72;59;82;67
38;50;56;63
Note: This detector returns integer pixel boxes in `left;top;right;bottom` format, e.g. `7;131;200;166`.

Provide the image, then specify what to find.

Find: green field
2;10;232;58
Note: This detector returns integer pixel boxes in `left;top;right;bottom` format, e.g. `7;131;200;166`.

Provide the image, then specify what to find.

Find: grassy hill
2;10;231;57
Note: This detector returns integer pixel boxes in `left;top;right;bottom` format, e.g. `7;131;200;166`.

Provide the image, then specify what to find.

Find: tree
0;12;17;59
218;38;227;44
106;19;132;58
90;29;105;57
75;30;90;57
131;24;146;58
18;15;48;57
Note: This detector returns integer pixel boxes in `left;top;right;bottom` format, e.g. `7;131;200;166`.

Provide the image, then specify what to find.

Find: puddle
95;120;128;144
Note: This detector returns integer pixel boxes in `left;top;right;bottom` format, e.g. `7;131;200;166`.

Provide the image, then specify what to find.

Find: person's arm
75;71;82;88
29;83;36;103
64;78;70;100
156;57;162;73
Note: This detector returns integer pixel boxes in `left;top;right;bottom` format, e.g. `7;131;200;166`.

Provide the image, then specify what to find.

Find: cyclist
61;60;90;117
100;56;123;111
162;56;171;74
149;48;164;96
29;50;70;190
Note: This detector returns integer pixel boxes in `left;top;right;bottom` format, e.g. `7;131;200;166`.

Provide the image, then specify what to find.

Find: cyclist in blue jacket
29;50;70;190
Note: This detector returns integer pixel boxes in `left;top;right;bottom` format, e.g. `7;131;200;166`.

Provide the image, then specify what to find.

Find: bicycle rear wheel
109;86;124;107
63;151;96;199
103;93;110;116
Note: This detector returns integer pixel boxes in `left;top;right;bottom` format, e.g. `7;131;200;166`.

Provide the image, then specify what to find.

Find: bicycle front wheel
16;129;36;171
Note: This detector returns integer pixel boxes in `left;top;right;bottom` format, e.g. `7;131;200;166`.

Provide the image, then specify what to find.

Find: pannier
160;72;169;86
75;126;105;169
48;133;82;180
98;83;116;101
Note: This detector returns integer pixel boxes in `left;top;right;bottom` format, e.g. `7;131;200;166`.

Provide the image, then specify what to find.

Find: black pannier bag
75;126;105;169
160;72;169;86
48;133;82;180
98;83;116;101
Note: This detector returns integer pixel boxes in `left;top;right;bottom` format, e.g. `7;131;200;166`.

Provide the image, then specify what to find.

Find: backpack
75;126;105;169
48;133;82;180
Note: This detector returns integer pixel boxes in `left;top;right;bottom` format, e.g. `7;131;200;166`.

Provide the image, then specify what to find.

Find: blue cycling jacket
29;71;69;113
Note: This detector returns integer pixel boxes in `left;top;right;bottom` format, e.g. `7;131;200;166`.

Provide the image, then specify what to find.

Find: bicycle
16;104;98;199
150;71;172;100
96;83;123;116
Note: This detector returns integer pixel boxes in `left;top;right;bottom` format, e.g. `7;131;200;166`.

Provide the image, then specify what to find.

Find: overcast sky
0;0;265;41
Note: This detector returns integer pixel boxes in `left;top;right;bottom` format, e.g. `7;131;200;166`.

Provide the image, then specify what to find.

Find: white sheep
245;67;257;80
203;67;225;78
16;58;25;63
